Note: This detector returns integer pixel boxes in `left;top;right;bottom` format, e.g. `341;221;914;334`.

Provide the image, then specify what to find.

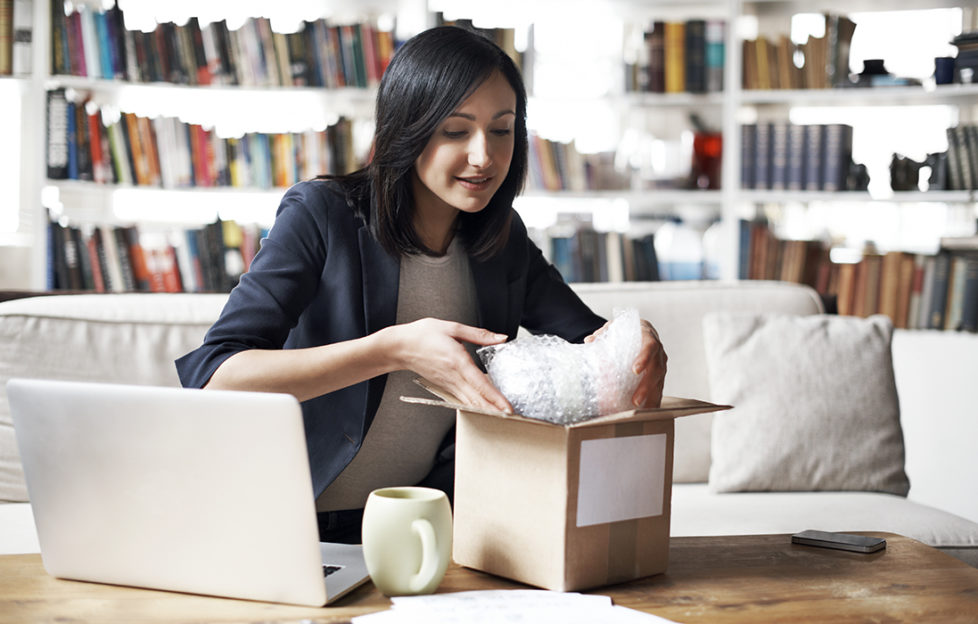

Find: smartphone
791;530;886;554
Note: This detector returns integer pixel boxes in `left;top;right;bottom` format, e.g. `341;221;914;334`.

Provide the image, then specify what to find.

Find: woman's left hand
585;318;667;408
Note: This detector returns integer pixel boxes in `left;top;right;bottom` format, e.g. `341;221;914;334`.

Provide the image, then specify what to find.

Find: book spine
663;22;684;93
704;19;724;92
927;251;951;329
958;253;978;332
769;121;789;190
683;19;706;94
751;122;771;190
803;124;824;191
46;88;69;179
11;0;31;75
821;124;853;191
78;5;100;79
646;21;665;93
0;0;13;75
786;124;806;191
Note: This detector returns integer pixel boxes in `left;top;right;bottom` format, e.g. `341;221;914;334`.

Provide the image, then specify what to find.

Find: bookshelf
731;0;978;330
26;0;397;291
4;0;978;320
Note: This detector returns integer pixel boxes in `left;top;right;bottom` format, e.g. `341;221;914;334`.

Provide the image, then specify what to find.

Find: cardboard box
403;381;730;592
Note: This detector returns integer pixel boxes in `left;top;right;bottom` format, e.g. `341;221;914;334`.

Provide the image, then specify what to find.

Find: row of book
51;1;395;89
627;19;726;94
46;89;363;188
741;220;978;332
527;135;629;192
535;226;660;284
0;0;31;75
944;125;978;191
47;216;266;294
741;122;855;192
742;14;856;90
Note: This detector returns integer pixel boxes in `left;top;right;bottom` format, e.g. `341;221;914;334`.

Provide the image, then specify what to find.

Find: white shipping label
576;433;666;527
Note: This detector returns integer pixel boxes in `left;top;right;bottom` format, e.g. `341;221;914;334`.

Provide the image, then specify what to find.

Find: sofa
1;281;976;567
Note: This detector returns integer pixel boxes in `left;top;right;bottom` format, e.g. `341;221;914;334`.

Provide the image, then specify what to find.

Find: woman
176;26;666;542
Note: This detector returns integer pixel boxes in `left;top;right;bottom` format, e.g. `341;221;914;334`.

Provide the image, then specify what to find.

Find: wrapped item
478;308;643;424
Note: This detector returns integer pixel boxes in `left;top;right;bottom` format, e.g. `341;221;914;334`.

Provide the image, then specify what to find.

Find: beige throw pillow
703;313;910;496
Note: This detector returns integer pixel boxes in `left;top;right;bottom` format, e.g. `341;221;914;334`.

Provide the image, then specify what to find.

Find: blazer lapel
358;227;399;335
470;254;508;335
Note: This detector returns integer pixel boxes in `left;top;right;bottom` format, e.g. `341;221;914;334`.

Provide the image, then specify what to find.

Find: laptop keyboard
323;565;343;577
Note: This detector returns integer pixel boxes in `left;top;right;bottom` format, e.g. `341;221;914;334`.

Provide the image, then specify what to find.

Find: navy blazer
176;180;604;497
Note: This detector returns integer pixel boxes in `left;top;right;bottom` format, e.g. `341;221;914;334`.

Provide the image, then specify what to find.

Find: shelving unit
6;0;978;295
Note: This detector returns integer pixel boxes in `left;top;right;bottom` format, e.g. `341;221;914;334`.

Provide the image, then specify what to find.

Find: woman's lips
456;176;492;190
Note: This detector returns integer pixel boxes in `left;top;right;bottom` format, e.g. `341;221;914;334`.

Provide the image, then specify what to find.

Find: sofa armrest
892;329;978;524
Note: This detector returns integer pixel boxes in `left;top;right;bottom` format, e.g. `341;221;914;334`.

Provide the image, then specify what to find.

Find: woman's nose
468;133;490;167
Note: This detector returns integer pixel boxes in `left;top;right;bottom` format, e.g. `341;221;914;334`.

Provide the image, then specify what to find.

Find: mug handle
408;518;439;594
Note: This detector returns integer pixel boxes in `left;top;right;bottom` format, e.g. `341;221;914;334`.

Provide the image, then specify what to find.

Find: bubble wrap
477;308;643;424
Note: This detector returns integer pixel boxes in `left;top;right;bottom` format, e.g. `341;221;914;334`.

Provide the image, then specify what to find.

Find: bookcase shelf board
738;190;978;204
740;84;978;107
745;0;970;15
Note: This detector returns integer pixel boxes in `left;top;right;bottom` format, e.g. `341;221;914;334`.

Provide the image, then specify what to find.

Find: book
704;20;725;92
752;122;771;190
775;35;797;90
769;121;790;190
684;19;706;93
11;0;31;75
943;253;970;330
927;251;952;329
69;225;94;290
803;124;824;191
835;261;858;316
878;251;908;327
85;227;107;292
740;123;756;189
46;88;69;179
50;0;69;75
853;253;882;318
957;254;978;332
663;21;685;93
645;21;665;93
825;14;856;88
821;124;853;191
73;99;92;181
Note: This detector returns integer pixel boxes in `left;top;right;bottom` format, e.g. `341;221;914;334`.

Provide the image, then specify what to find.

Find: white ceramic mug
361;486;453;596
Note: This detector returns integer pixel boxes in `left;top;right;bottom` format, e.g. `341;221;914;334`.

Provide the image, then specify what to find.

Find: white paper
576;433;666;527
353;590;679;624
391;589;611;611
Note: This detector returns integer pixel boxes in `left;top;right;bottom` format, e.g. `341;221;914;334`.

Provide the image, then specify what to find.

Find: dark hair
329;25;528;260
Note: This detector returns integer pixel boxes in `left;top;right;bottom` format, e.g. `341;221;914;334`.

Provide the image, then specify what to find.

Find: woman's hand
385;318;513;413
585;318;667;408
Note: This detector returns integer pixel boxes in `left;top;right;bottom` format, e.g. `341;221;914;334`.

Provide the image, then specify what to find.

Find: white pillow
703;313;910;496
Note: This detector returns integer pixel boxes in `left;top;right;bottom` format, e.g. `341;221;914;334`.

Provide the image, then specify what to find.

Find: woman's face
412;71;517;218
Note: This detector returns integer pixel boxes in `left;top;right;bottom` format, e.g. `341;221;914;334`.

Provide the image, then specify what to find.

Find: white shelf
741;84;978;107
746;0;973;15
737;190;977;204
45;180;283;227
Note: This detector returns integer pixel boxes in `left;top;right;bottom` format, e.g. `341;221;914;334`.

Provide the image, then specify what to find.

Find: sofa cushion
671;483;978;568
0;294;228;503
571;281;823;483
703;313;909;496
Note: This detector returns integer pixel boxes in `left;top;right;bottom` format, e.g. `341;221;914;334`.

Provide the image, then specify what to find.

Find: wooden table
2;533;976;623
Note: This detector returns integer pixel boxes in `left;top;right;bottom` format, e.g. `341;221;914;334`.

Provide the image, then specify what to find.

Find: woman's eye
443;130;467;139
491;128;512;136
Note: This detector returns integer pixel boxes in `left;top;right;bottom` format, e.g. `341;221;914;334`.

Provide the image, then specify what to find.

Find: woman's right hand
384;319;512;413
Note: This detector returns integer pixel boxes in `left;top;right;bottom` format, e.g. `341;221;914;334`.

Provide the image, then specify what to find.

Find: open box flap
401;378;731;428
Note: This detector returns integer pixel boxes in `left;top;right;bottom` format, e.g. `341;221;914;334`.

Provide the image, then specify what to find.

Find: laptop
7;377;371;606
